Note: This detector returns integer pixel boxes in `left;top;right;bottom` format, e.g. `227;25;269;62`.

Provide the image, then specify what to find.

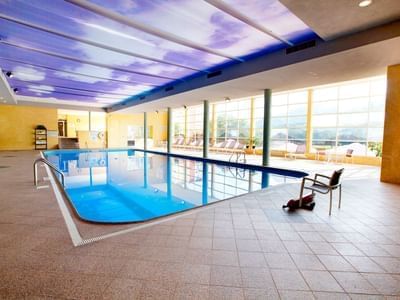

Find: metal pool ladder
34;157;65;187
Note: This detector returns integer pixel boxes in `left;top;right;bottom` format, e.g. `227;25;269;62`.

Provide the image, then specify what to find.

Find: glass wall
214;98;251;145
270;90;308;152
253;96;264;147
312;77;386;156
115;76;386;164
186;104;204;145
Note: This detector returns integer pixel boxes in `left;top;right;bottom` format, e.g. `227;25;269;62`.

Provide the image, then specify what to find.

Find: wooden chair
299;168;344;215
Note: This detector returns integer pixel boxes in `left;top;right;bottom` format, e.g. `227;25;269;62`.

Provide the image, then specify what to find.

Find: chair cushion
329;168;344;186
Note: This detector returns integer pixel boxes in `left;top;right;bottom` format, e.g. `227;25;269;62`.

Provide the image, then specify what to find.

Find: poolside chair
299;168;344;215
339;149;354;164
285;144;306;160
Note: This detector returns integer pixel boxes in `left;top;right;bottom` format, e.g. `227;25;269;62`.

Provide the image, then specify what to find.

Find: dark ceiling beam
203;0;293;46
0;13;205;73
0;40;180;80
65;0;243;62
0;57;158;86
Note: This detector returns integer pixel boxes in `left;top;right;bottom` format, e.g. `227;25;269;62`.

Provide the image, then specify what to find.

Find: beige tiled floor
0;150;399;299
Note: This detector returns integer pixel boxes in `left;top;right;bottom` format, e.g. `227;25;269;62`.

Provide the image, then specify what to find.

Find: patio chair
299;168;344;215
339;149;354;164
285;144;306;160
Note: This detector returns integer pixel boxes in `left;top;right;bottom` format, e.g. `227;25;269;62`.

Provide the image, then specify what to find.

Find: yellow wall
107;113;144;148
0;104;58;150
107;112;167;148
65;114;89;138
77;131;106;149
381;64;400;183
148;111;168;145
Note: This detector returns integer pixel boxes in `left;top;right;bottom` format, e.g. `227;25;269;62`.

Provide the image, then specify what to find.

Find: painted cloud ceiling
0;0;316;107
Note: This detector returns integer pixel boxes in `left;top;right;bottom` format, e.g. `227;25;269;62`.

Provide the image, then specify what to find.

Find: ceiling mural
0;0;316;107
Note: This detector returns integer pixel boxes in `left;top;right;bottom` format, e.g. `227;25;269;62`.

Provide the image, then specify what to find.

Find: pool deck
0;150;399;299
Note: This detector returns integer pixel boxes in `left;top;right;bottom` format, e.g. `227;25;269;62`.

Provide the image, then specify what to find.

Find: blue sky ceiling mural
0;0;316;106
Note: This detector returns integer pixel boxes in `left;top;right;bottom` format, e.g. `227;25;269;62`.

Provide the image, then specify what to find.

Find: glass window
271;117;286;129
313;128;337;141
369;96;386;111
313;115;337;127
287;116;306;127
271;105;287;116
313;101;337;115
339;82;369;99
338;98;369;113
369;112;384;127
338;113;368;127
271;128;288;140
313;87;338;102
337;128;367;141
288;91;308;104
311;77;386;156
288;104;307;116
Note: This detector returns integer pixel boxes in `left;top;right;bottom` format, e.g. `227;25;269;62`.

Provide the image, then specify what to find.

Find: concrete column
167;107;172;153
305;89;313;155
262;89;272;166
143;112;147;150
203;100;209;158
202;163;208;205
88;111;92;131
184;107;188;144
143;152;148;188
211;104;216;146
249;97;255;149
381;64;400;183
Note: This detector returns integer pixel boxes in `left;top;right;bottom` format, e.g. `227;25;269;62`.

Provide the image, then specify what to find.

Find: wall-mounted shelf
35;126;47;150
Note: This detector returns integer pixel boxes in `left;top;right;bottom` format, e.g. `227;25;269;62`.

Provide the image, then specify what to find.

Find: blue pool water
44;149;307;223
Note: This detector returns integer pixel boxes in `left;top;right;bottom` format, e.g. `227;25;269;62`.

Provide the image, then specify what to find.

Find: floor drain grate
0;166;10;168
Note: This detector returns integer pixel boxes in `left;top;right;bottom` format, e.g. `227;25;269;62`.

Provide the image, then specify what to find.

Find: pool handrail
34;157;65;187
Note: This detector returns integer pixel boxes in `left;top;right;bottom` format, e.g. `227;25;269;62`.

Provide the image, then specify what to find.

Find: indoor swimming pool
44;149;307;223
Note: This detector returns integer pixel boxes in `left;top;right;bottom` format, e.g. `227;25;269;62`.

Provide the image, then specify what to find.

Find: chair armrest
303;177;330;187
314;173;331;180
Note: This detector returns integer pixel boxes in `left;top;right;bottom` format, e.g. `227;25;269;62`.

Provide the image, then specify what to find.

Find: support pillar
381;64;400;183
305;89;313;156
167;107;172;153
88;111;92;131
262;89;272;166
203;100;209;158
143;112;147;150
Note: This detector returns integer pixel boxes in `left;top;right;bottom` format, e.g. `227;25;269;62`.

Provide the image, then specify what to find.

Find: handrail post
33;157;65;187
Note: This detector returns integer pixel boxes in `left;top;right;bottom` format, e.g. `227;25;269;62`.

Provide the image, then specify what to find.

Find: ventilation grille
286;40;316;54
207;70;222;79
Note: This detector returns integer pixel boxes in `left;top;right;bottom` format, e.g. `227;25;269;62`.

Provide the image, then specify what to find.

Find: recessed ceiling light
359;0;372;7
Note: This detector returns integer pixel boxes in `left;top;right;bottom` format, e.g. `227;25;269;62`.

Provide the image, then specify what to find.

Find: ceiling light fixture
6;71;13;78
358;0;372;7
225;97;231;102
13;88;18;93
